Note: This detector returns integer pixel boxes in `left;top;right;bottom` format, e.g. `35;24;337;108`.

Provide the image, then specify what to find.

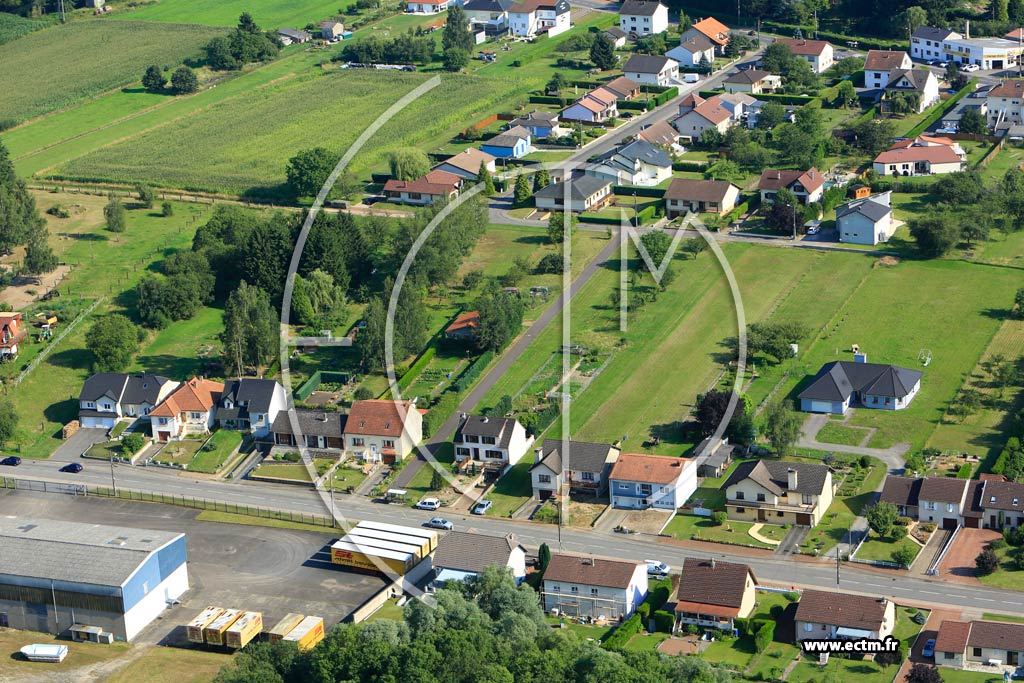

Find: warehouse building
0;517;188;642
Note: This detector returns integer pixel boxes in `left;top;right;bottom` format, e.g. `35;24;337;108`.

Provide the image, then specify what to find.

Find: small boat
20;644;68;663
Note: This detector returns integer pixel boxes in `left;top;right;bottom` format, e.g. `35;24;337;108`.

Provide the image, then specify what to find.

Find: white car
646;559;670;577
415;497;441;511
963;63;980;72
806;226;820;236
472;500;493;515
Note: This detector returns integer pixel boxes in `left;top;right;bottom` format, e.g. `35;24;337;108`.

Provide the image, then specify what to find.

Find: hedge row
648;86;678;107
761;21;909;51
619;100;647;111
453;350;495;394
612;184;665;198
423;390;459;437
529;95;568;105
748;92;819;105
673;160;708;172
721;200;750;225
602;614;642;650
905;78;978;138
397;344;437;392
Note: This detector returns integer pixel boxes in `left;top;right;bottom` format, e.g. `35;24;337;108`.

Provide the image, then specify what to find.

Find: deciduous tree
142;65;166;92
286;147;338;197
763;399;802;458
170;66;199;94
220;281;278;376
86;314;142;372
389;149;431;181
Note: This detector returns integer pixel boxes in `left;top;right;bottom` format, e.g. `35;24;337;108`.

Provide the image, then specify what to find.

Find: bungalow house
757;168;825;204
277;28;312;45
873;138;965;176
836;191;894;245
881;68;939;113
864;50;912;89
150;377;224;442
587;138;673;187
935;619;1024;671
673;96;732;139
215;378;286;438
674;558;758;632
603;26;628;48
433;148;497;180
344;399;422;464
774;38;834;74
509;111;562;139
618;0;668;37
542;553;648;620
623;54;679;86
320;21;345;40
562;88;618;122
608;453;697;510
602;75;641;101
667;28;716;68
271;409;345;450
798;357;922;414
663;177;740;218
691;16;730;54
78;372;177;430
795;590;895;643
636;119;683;152
432;531;527;587
910;26;962;62
534;176;612;213
453;414;532;470
407;0;450;13
463;0;515;34
383;170;461;205
724;69;781;95
0;312;25;360
508;0;570;38
889;134;966;159
986;79;1024;128
695;436;732;478
445;310;480;341
716;92;758;122
481;126;531;159
745;100;795;129
722;460;834;527
529;438;621;499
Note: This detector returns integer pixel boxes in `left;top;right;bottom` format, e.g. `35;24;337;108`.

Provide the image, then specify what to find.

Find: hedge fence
904;78;977;138
295;371;350;401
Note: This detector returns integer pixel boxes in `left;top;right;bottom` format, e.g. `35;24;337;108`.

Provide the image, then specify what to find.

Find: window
456;447;471;456
804;622;813;632
539;474;552;483
735;491;745;500
736;507;745;513
802;494;813;505
465;435;480;443
1015;498;1020;506
639;484;652;494
353;438;365;447
383;439;395;448
973;647;982;658
947;503;955;512
570;586;578;593
925;501;936;510
777;511;784;517
551;584;560;592
581;471;595;481
944;653;954;660
485;450;503;459
590;588;599;595
482;436;496;445
756;493;766;502
190;412;203;420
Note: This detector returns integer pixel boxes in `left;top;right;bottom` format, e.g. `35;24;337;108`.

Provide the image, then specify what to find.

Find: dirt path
0;265;70;310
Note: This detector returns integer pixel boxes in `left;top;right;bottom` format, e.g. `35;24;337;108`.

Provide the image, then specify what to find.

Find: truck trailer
267;613;305;643
203;608;243;646
187;606;225;644
225;611;263;649
330;539;415;574
355;521;439;552
283;616;325;652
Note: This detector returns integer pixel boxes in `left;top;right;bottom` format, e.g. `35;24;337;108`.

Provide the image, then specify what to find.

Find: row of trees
141;65;199;95
0;140;57;276
337;30;436;65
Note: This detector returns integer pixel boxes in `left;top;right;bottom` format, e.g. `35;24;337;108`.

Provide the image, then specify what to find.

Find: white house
433;148;497;180
667;27;716;67
873;138;964;176
882;68;939;113
534;175;612;213
798;358;922;415
757;168;825;204
623;54;678;86
432;531;527;586
673;95;732;138
529;439;621;499
663;177;740;217
911;26;961;62
407;0;450;13
150;377;224;442
618;0;668;37
716;92;758;122
462;0;515;33
918;478;971;529
542;553;648;620
215;378;286;439
864;50;912;89
383;170;461;205
604;26;628;48
795;590;895;643
78;373;178;430
774;38;834;73
986;79;1024;128
343;399;423;464
723;69;781;95
587;138;673;186
836;191;894;245
608;452;697;510
508;0;570;38
453;415;532;469
935;619;1024;672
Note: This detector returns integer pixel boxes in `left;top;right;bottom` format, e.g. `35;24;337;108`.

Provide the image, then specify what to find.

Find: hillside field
111;0;349;29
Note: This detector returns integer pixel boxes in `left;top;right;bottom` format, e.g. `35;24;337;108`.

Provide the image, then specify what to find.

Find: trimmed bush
602;613;642;650
672;161;708;172
906;80;977;138
453;351;494;393
653;610;675;633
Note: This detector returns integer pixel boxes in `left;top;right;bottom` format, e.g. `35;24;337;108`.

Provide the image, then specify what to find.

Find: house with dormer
881;68;939;113
587;138;673;187
757;168;825;204
453;414;532;470
722;460;834;527
150;377;224;442
215;378;286;438
78;372;178;430
529;439;621;499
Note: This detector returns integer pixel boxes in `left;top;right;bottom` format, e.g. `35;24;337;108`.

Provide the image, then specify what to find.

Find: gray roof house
432;531;528;585
271;409;346;451
530;438;621;498
799;358;922;415
78;372;176;429
277;28;313;44
534;175;613;213
217;378;287;438
454;414;532;468
623;54;679;86
836;191;894;246
587;138;672;187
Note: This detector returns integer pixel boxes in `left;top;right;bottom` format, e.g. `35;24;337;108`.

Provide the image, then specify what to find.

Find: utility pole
58;0;66;23
109;457;116;497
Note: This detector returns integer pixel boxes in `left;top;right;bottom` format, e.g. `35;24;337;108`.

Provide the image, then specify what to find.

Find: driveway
594;507;672;534
488;193;545;226
938;527;1002;583
49;427;108;462
797;412;909;472
895;607;963;683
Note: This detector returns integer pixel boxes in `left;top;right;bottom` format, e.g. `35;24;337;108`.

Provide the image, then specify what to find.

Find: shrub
956;463;972;478
637;602;651;622
711;511;728;525
976;547;999;575
282;451;302;463
601;614;642;650
784;591;800;602
920;522;936;533
653;610;675;633
353;386;374;401
46;204;70;218
121;433;145;456
892;544;916;568
754;621;775;653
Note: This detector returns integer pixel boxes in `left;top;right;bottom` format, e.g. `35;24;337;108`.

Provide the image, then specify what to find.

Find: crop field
0;11;47;46
0;20;225;124
111;0;349;28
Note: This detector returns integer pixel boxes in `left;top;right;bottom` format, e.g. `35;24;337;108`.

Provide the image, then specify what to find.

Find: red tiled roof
346;399;415;437
775;38;831;56
988;79;1024;98
446;310;480;334
675;557;756;613
149;377;223;418
383;174;459;196
934;620;971;653
679;93;705;108
610;453;691;484
757;167;824;193
692;17;730;45
864;50;910;71
675;600;740;618
795;590;889;631
543;553;642;588
689;97;731;125
874;145;962;165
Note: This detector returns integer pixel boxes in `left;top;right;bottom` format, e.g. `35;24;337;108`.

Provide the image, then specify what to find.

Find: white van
682;73;700;83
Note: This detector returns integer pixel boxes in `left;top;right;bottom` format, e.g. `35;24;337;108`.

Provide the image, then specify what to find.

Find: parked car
922;638;936;658
963;63;980;72
927;59;939;65
471;500;493;515
682;73;700;83
0;456;21;466
806;225;820;236
415;497;441;511
937;61;948;68
59;463;83;473
646;559;670;577
425;517;453;530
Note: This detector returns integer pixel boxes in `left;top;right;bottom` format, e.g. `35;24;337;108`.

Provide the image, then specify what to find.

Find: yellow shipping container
203;608;243;646
283;616;324;652
330;541;414;575
267;613;305;643
186;606;224;644
225;611;263;650
355;521;439;552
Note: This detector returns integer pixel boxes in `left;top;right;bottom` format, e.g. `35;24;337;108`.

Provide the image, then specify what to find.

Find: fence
13;297;104;387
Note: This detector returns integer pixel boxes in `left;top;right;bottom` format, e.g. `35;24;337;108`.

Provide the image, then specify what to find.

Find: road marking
918;591;941;595
974;598;996;602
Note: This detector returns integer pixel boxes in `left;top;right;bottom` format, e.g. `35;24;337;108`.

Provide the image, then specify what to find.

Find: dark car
59;463;83;473
0;456;21;466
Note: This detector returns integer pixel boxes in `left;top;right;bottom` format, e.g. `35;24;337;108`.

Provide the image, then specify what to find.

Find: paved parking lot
0;490;388;644
938;527;1002;584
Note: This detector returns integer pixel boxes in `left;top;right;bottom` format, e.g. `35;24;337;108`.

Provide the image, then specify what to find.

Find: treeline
0;139;57;278
212;566;735;683
334;29;435;64
203;13;280;71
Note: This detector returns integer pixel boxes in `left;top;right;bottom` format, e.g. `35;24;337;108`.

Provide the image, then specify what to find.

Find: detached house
798;357;922;414
935;619;1024;670
691;16;730;54
608;453;697;510
716;92;758;122
603;75;641;100
663;177;740;217
529;439;621;499
562;88;618;122
320;21;345;40
534;176;612;213
881;68;939;113
795;590;895;643
150;377;224;442
271;409;345;451
673;95;732;139
986;79;1024;128
277;28;312;45
757;168;825;204
383;170;461;205
587;138;673;186
724;69;781;95
433;531;527;586
215;378;286;438
623;54;679;86
481;126;531;159
463;0;515;34
864;50;912;89
0;312;25;360
542;553;648;620
722;460;834;527
509;111;562;139
454;414;532;470
836;191;894;245
344;399;422;464
407;0;450;13
674;558;758;632
667;28;716;68
433;148;497;180
445;310;480;341
774;38;834;74
618;0;668;37
508;0;570;38
873;135;966;176
78;373;177;430
636;119;683;152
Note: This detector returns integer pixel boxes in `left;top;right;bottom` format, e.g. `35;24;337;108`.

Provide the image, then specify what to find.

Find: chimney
787;468;799;490
534;447;544;464
482;416;489;423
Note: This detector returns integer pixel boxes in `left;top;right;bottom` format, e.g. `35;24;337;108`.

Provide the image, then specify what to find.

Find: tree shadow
44;398;78;428
241;183;292;201
648;420;687;444
47;347;91;369
980;307;1012;320
133;353;216;379
514;235;549;245
56;232;107;242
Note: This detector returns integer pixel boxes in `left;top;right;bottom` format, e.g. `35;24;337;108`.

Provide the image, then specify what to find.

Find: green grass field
0;12;48;46
854;534;921;565
104;644;232;683
189;429;243;473
0;20;224;124
663;514;775;549
111;0;348;28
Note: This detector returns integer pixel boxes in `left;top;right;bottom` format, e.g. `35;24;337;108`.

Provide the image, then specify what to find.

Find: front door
158;431;170;442
757;509;767;522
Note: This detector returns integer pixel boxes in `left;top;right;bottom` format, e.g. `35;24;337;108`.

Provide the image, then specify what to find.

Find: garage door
806;400;834;413
942;518;958;530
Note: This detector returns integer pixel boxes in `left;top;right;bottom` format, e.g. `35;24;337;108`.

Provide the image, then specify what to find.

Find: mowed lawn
111;0;350;28
104;645;233;683
0;20;224;124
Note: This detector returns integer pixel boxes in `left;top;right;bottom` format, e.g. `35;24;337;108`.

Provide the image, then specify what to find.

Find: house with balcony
0;312;25;361
150;377;224;442
463;0;515;34
723;69;781;95
722;460;834;527
795;590;895;643
529;439;621;499
534;176;612;213
986;79;1024;128
608;453;697;510
587;138;673;187
935;619;1024;671
757;168;825;205
508;0;570;38
618;0;668;37
453;415;532;471
690;16;730;54
674;558;758;632
663;177;740;217
271;409;345;451
542;553;648;620
78;372;178;430
215;378;286;438
343;399;422;464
